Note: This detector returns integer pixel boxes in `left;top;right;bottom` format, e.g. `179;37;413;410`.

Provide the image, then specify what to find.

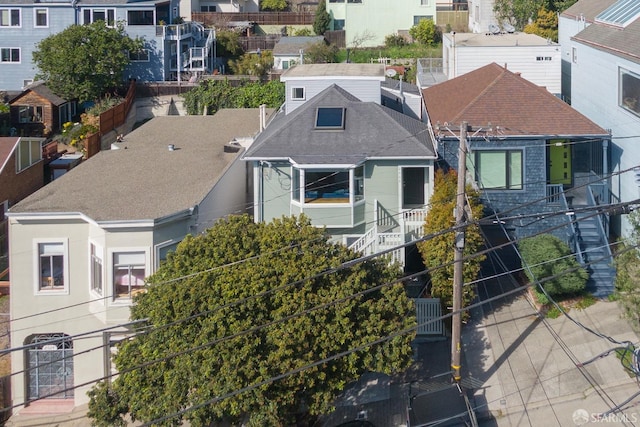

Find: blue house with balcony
0;0;214;92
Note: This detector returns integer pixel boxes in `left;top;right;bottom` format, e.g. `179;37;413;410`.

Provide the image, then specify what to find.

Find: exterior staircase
574;210;615;297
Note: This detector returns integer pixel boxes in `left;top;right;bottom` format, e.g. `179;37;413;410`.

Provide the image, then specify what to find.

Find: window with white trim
90;243;103;295
83;8;115;26
471;150;523;190
113;251;146;300
16;138;42;172
294;167;364;204
292;87;304;99
128;10;154;25
620;67;640;117
36;241;68;293
0;8;20;27
0;48;20;63
34;8;48;27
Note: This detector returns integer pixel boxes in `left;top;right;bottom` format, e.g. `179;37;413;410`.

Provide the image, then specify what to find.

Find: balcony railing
192;12;314;26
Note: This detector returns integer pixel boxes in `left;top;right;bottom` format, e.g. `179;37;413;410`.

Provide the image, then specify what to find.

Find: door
402;167;426;208
549;140;572;185
27;334;74;400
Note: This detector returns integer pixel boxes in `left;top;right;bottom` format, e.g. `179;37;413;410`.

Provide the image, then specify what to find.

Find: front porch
348;200;427;266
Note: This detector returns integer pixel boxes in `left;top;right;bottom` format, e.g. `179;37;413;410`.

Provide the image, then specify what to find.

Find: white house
272;36;326;71
442;31;561;95
5;110;268;415
467;0;499;33
560;0;640;238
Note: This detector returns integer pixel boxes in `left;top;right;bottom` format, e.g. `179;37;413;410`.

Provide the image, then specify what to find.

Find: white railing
349;226;377;255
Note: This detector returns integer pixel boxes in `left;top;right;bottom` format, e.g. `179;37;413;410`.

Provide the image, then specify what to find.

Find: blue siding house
422;62;617;296
0;0;214;92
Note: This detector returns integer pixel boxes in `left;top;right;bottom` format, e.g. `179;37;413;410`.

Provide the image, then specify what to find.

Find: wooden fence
98;79;136;137
192;11;314;26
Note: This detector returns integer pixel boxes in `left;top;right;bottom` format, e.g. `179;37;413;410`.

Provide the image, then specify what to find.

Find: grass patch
545;306;562;319
615;345;637;377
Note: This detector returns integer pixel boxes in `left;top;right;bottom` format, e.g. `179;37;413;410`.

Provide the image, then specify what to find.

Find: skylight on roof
595;0;640;28
315;107;345;129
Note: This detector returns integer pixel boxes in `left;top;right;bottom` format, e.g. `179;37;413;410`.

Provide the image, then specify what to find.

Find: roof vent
168;144;175;151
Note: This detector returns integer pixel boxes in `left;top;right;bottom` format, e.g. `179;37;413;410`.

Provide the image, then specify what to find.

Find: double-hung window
36;240;68;293
90;244;103;295
113;252;146;300
16;138;42;172
0;8;20;27
34;8;48;27
0;48;19;63
472;150;523;190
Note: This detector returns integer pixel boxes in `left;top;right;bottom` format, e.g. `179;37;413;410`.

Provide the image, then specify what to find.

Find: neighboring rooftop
422;62;609;137
10;81;67;106
244;84;435;165
561;0;617;21
272;36;326;55
442;32;559;47
280;63;385;80
572;12;640;63
9;109;270;222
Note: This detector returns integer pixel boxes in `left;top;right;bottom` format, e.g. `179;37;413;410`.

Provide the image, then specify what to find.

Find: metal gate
27;334;74;400
415;298;444;335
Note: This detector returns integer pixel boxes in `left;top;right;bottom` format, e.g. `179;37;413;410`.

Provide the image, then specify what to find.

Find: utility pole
451;121;468;382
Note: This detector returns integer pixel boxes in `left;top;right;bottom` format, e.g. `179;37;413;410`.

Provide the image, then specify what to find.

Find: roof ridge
452;64;505;124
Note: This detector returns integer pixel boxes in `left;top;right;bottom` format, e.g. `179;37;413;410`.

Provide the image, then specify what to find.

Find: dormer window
292;87;305;99
315;107;345;130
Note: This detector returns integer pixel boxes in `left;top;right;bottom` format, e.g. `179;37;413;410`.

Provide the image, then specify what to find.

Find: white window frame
34;8;48;28
619;67;640;118
89;242;104;297
33;238;69;295
0;47;20;63
291;87;305;100
16;138;42;173
109;247;150;303
293;166;365;205
0;8;20;27
83;8;116;26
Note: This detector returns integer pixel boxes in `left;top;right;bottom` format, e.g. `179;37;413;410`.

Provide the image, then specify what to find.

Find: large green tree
32;21;143;103
181;79;285;115
313;0;331;36
524;6;558;41
304;41;339;64
493;0;544;31
614;211;640;329
88;215;416;426
417;169;485;319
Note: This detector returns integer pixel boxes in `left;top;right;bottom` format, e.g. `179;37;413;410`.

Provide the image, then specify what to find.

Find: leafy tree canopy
181;79;285;115
304;41;339;64
518;233;588;304
417;169;485;319
215;29;244;58
228;51;274;77
260;0;288;11
524;6;558;41
614;211;640;329
87;215;416;426
32;21;143;103
493;0;544;31
409;19;441;45
313;0;331;36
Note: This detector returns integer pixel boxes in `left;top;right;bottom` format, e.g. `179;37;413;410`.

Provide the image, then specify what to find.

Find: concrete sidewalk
465;272;640;427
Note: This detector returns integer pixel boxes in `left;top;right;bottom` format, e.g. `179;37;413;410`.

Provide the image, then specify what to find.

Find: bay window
113;252;146;300
293;166;364;204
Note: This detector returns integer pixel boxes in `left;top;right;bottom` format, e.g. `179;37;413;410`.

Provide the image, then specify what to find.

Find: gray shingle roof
243;85;435;165
272;36;326;55
572;14;640;63
561;0;617;21
10;109;270;221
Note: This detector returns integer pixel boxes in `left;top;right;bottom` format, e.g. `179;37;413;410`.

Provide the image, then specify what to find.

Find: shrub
518;234;588;299
385;33;407;48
